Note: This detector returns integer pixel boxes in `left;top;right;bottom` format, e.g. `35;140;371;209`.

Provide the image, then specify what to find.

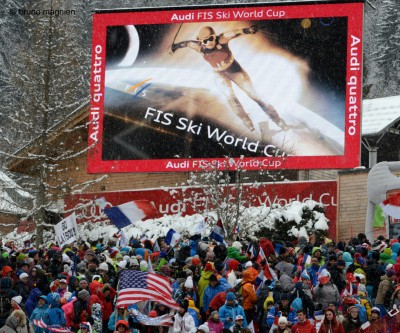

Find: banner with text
64;181;338;239
89;2;363;172
54;213;79;248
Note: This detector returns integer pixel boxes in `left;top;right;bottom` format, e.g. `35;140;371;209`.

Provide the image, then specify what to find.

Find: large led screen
89;1;363;172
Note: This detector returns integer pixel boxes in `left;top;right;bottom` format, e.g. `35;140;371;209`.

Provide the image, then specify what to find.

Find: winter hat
265;294;274;305
160;265;172;276
228;259;240;271
342;252;353;267
116;253;123;260
347;306;358;314
184;269;193;277
19;273;29;280
11;296;22;304
99;262;109;271
356;257;366;266
386;269;396;277
386;264;394;271
130;257;139;266
85;249;95;256
80;323;90;330
280;293;290;301
116;320;129;328
205;262;214;272
371;307;381;315
197;324;209;333
226;292;236;301
337;260;346;267
184;276;194;289
278;316;288;325
336;250;344;257
62;253;71;263
78;289;90;299
117;260;127;269
39;295;48;302
245;261;253;268
232;241;242;251
123;255;130;263
191;258;201;266
92;275;102;282
140;260;148;271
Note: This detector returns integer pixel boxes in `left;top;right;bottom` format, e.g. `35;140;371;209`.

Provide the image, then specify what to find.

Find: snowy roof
0;171;32;199
362;95;400;136
0;191;29;215
0;170;31;215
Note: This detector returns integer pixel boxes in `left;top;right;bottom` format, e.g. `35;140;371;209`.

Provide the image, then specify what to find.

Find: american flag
116;270;179;310
130;309;173;326
32;319;72;333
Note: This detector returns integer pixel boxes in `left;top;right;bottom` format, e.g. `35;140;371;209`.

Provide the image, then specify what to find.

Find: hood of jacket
343;252;353;264
28;288;43;302
5;316;19;330
201;270;214;280
242;270;254;283
46;292;61;308
2;266;13;278
227;247;241;256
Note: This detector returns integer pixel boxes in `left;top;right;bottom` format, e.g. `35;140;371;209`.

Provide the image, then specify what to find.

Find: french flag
247;244;257;260
104;200;157;229
165;229;181;247
210;219;225;244
381;193;400;219
257;248;278;281
303;253;312;267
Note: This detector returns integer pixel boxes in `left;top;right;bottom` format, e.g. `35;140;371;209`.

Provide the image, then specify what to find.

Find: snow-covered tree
364;0;400;98
167;156;290;241
0;0;100;245
254;200;329;243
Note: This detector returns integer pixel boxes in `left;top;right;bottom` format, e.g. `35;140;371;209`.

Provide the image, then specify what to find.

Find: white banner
54;212;79;248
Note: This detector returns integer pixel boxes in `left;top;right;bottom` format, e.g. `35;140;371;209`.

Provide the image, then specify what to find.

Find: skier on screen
171;25;289;132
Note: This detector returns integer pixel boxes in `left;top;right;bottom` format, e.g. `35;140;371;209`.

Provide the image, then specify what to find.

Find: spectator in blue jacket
266;293;298;329
218;292;247;330
43;292;66;326
30;296;48;333
202;274;228;313
25;288;43;317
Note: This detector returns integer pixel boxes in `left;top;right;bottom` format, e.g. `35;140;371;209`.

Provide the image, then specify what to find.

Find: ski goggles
201;35;215;45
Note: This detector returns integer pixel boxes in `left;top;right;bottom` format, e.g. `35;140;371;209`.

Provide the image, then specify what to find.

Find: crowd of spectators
0;232;399;333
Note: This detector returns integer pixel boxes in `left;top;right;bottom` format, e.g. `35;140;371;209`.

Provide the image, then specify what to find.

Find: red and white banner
64;180;338;238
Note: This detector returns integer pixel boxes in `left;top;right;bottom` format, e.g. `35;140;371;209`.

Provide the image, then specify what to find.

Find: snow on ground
4;200;329;246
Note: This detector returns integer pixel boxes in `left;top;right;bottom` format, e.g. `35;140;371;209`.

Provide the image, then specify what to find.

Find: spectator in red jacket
98;284;117;326
209;291;227;313
291;309;316;333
